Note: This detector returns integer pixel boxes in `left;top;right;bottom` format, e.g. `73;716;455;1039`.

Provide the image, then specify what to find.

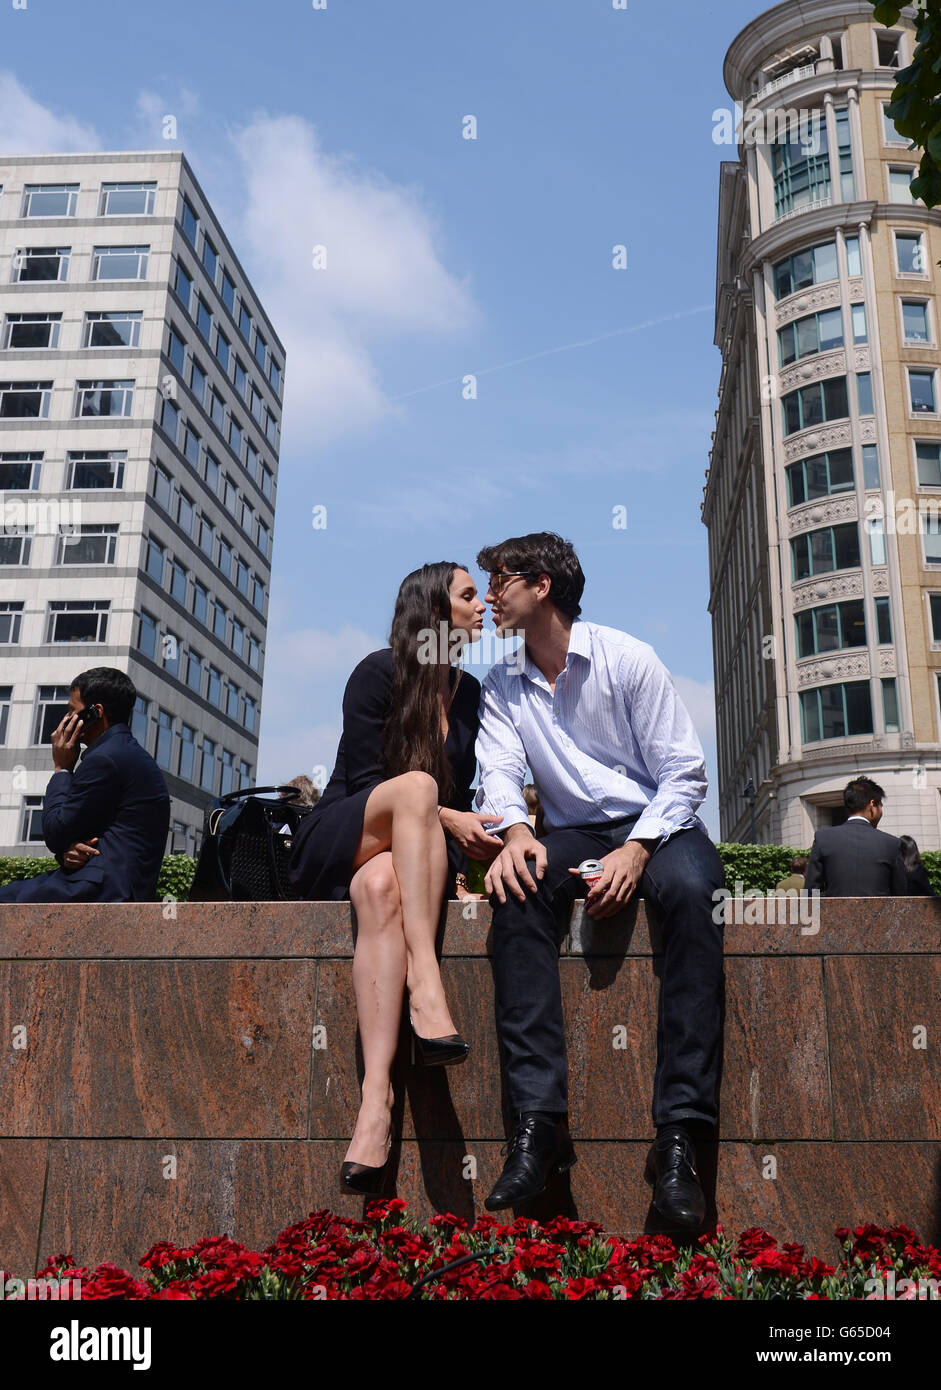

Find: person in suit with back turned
803;777;906;897
0;668;170;903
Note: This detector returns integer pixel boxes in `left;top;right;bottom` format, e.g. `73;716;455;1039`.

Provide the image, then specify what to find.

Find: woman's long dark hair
383;562;465;806
898;834;922;873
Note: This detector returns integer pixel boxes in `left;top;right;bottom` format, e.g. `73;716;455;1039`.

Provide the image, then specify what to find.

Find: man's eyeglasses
488;571;538;594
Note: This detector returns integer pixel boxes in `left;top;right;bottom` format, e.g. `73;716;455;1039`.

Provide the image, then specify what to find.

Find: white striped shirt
474;619;708;847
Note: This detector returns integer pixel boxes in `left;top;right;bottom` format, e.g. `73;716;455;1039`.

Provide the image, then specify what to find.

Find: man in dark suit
804;777;907;897
0;668;170;902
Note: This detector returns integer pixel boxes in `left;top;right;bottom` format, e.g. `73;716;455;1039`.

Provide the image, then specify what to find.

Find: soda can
574;858;604;887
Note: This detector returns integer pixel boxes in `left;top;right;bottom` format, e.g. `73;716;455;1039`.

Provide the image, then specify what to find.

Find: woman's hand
439;808;504;861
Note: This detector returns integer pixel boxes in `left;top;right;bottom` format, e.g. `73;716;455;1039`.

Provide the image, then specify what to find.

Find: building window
782;377;849;436
881;678;900;733
875;596;893;645
178;724;196;781
862;444;880;490
239;303;253;343
144;535;165;582
0;381;52;418
260;464;274;500
22;797;45;843
46;599;109;643
857;372;874;416
221;270;236;314
58;525;119;566
220;748;235;796
198;518;215;559
244;695;257;734
249;385;263;423
190;357;207;406
256;519;270;558
215;331;230;374
876;30;903;68
772;119;832;219
169;559;188;605
895;232;926;275
791;522;860;580
202;235;218;282
929;594;941;642
922;514;941;565
845;235;862;277
0;453;42;489
0;530;32;565
834;105;854;200
182;422;201;467
131;695;151;748
137;609;158;660
799;681;873;742
75;379;134;417
909;369;937;414
12;246;70;282
0;602;24;643
163;629;181;677
67;450;126;490
180;196;199;246
252;578;265;612
851;303;868;344
177;490;194;536
795;599;865;658
888;165;917;204
269;359;282;395
226;683;240;720
902;300;931;344
186;650;203;694
235;557;249;596
196;297;213;342
200;737;217;793
160;393;179;440
174;259;193;308
0;686;11;745
191;579;208;625
100;181;157;216
229;416;243;456
239;760;252;789
210;390;226;430
155;709;173;771
212;601;228;640
92;245;149;280
22;183;79;217
151;462;173;512
231;619;245;662
33;686;72;744
867;516;886;566
3;312;62;349
882;103;909;145
917;441;941;486
222;474;238;514
779;308;843;366
167;326;186;373
234;358;248;400
206;666;222;707
84;310;142;349
248;635;260;671
253;331;267;370
217;539;232;580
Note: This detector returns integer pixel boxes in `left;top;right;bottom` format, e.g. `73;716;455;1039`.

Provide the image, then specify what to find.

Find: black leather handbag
189;785;312;902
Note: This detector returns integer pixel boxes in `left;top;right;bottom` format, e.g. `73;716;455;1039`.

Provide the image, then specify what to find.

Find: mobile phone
75;705;100;727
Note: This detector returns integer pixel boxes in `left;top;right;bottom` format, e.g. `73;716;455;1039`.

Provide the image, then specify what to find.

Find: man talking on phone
0;668;170;902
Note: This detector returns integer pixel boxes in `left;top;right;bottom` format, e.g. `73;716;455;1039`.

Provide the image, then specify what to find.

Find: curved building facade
704;1;941;846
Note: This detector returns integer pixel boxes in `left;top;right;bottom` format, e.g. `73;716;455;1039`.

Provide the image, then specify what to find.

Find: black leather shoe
484;1114;576;1211
340;1125;395;1196
643;1127;706;1228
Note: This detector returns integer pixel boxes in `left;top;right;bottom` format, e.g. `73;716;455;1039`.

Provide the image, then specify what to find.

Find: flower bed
6;1203;940;1300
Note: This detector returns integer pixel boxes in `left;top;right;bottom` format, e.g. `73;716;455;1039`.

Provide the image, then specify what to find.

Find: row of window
10;244;150;283
3;309;141;351
0;377;136;419
0;525;118;567
0;449;125;490
136;610;259;727
780;367;941;437
779;295;939;365
2;180;283;395
795;596;892;658
772;104;854;219
141;523;267;641
774;231;928;302
159;387;275;501
785;441;941;507
799;678;900;742
151;457;270;561
178;195;282;395
165;306;279;453
790;513;941;579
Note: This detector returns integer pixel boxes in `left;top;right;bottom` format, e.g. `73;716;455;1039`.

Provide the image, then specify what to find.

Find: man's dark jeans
488;817;726;1128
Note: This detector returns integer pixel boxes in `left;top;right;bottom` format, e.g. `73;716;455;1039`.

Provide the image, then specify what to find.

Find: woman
288;562;504;1194
898;835;937;896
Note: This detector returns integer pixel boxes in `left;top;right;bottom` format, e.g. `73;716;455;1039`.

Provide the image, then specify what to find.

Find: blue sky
1;0;772;838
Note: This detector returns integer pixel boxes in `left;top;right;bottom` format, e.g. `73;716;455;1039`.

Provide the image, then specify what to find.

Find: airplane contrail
388;304;715;401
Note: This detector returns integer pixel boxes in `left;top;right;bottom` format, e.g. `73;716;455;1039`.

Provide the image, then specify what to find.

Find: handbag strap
216;784;307;807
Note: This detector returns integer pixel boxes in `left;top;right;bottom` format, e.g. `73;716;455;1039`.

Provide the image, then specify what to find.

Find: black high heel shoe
340;1125;395;1197
409;1015;469;1067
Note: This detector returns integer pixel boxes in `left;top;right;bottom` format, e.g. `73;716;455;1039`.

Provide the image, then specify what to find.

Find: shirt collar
518;619;591;688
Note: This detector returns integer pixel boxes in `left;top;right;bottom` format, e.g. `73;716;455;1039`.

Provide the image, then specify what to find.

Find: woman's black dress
288;648;481;901
904;862;937;896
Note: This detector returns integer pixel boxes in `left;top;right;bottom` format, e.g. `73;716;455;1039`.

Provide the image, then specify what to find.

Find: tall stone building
704;0;941;847
0;151;284;856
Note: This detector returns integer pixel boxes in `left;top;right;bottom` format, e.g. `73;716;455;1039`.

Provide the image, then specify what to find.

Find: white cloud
0;70;100;152
673;674;717;749
224;112;478;447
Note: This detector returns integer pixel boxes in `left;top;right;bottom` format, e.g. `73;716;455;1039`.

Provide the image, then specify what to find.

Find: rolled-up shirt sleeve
622;643;708;848
474;671;531;835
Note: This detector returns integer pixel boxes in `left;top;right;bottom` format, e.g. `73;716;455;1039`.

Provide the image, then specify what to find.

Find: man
474;532;725;1228
803;778;906;897
0;668;170;902
774;855;807;893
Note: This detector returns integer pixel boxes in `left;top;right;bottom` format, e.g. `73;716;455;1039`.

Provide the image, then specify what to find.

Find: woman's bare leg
344;851;403;1168
352;770;455;1038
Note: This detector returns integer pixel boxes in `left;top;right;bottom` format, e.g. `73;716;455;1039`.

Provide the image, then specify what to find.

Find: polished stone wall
0;897;939;1274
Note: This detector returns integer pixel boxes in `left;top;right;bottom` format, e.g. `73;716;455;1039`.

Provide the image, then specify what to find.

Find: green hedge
0;854;197;900
2;844;940;900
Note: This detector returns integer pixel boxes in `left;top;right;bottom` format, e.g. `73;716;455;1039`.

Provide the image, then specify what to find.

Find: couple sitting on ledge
287;531;727;1228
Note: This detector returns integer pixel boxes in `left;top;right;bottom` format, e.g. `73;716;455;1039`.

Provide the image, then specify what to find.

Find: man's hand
62;837;99;871
568;840;653;919
438;808;505;861
485;824;547;903
51;711;83;772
